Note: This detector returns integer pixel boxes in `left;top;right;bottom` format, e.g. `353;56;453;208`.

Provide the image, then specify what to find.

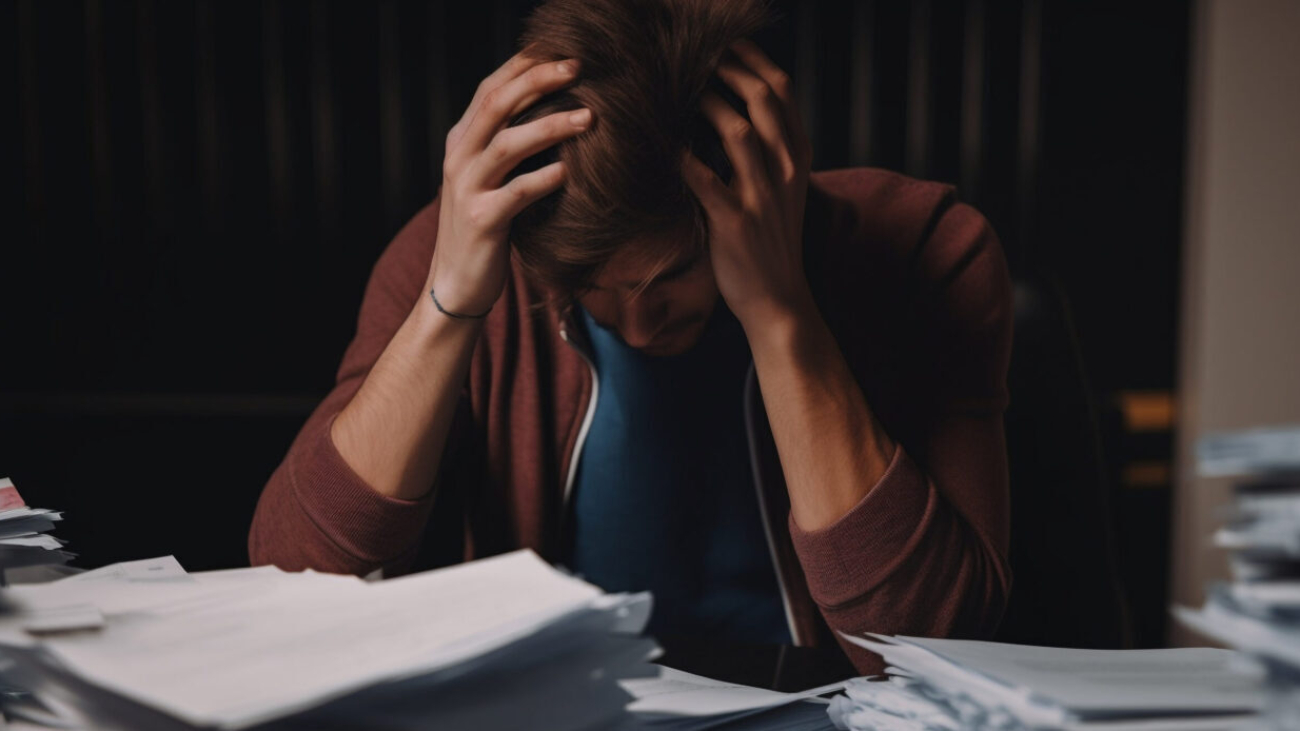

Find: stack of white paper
1198;425;1300;478
0;478;73;579
825;635;1264;731
0;550;660;730
1176;426;1300;728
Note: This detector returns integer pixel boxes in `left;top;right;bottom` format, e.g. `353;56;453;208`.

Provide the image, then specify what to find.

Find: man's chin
636;323;706;357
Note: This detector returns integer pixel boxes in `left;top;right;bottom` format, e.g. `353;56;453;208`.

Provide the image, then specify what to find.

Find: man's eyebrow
597;251;704;291
649;252;703;281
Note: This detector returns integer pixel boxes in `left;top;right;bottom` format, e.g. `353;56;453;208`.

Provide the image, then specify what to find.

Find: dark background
0;0;1187;647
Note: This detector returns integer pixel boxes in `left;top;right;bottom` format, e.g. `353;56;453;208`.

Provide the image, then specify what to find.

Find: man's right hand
427;51;593;316
307;53;591;527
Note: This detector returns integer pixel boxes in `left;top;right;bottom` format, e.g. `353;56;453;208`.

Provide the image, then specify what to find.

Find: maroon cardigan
248;167;1014;673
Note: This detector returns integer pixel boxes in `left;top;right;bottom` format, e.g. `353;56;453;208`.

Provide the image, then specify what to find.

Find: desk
654;634;859;692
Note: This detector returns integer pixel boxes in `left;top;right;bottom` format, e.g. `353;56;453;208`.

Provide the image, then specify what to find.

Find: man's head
577;221;719;356
503;0;778;354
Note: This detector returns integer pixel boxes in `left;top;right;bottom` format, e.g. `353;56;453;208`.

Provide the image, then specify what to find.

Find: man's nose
617;297;667;349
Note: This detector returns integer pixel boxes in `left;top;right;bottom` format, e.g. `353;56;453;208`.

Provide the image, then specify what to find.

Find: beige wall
1172;0;1300;644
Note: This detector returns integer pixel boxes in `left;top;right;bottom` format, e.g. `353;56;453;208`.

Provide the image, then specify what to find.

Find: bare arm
743;299;895;529
328;299;483;500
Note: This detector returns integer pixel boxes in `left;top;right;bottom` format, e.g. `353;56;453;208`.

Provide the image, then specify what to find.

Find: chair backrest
996;269;1132;648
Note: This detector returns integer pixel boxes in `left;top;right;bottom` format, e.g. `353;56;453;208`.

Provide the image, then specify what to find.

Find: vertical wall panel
262;0;290;244
378;0;407;234
84;0;115;243
193;0;219;249
847;1;874;167
1016;0;1043;263
794;0;819;169
867;0;910;174
309;1;341;255
427;2;451;195
15;0;44;246
904;0;932;177
959;0;986;204
135;0;165;239
927;0;965;187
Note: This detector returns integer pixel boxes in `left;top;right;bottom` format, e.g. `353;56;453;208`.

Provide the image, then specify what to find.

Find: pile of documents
0;550;660;730
1176;424;1300;729
825;634;1264;730
0;477;73;579
0;548;852;730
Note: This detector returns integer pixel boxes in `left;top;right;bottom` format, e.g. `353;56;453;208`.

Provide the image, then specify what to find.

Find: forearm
742;295;896;531
746;295;1012;660
330;293;481;501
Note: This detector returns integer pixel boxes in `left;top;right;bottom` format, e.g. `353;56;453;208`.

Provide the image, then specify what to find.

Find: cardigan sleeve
788;199;1014;673
248;193;472;577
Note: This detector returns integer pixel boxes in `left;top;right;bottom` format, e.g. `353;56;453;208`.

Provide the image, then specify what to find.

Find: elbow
246;502;296;571
957;531;1012;640
245;474;317;572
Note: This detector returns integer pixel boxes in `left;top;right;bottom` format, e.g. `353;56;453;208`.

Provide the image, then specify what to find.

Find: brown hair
506;0;780;312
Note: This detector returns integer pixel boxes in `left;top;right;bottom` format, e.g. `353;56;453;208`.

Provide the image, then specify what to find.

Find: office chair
996;269;1132;649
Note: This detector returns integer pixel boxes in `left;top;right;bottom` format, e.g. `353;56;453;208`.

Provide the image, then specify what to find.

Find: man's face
576;231;719;357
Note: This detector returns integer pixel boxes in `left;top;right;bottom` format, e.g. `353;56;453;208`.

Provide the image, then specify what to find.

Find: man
249;0;1012;673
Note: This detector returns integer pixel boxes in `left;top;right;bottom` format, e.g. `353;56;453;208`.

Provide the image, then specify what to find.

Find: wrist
429;285;493;320
408;290;486;344
426;249;505;317
736;288;820;349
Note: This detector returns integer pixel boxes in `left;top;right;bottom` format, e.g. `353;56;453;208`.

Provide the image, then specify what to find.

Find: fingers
699;90;773;207
495;160;568;220
680;148;739;216
469;107;593;188
714;58;797;183
445;51;541;153
467;51;541;123
456;58;581;161
727;39;811;165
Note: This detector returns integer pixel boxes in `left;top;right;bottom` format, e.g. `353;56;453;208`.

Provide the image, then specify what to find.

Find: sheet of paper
0;508;60;522
0;510;61;542
60;555;188;584
620;665;845;717
0;536;64;550
21;602;104;633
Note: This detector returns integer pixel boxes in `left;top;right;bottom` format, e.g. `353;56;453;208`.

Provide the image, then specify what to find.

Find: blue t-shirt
563;301;791;645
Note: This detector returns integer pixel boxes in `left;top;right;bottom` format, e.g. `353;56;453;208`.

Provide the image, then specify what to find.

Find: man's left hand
680;39;814;330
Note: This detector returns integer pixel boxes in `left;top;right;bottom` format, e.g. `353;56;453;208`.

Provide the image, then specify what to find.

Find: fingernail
557;60;576;76
569;108;591;126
